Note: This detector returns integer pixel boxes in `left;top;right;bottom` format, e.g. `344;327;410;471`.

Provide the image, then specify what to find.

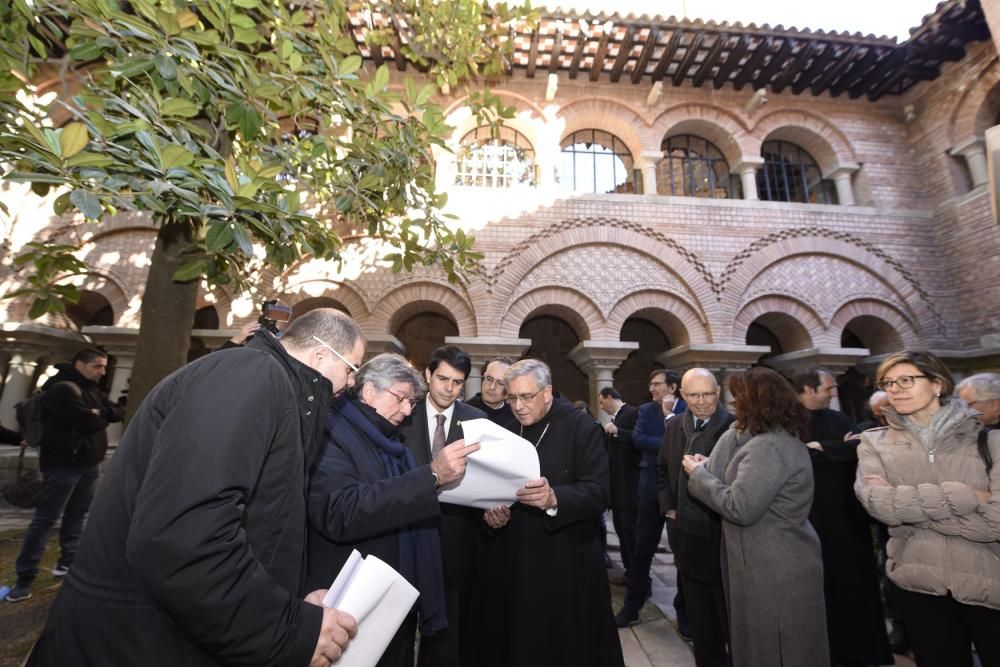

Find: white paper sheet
437;418;540;509
322;550;419;667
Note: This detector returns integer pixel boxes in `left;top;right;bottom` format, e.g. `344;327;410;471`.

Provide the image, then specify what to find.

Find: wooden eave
347;0;990;101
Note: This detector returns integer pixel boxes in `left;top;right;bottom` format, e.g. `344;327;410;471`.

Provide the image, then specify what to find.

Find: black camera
258;299;292;335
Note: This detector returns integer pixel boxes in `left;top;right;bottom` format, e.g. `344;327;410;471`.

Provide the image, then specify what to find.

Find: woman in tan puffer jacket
855;351;1000;667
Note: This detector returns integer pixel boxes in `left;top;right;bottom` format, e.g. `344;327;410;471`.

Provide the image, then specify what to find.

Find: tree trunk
125;221;198;422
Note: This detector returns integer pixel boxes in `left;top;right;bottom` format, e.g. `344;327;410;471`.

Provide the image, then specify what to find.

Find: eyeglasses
876;374;928;391
312;336;359;375
384;387;418;409
505;389;543;405
649;381;666;388
682;391;717;401
483;375;505;388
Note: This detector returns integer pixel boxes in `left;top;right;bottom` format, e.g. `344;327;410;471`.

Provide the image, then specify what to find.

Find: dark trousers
418;581;471;667
623;495;664;612
611;507;637;574
681;575;730;667
897;588;1000;667
15;465;99;585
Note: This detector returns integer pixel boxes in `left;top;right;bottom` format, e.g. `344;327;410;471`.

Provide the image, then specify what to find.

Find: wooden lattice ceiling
348;0;990;100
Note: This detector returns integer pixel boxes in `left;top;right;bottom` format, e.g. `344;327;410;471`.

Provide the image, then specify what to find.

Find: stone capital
364;334;406;361
445;336;533;365
822;163;860;180
762;347;871;374
658;344;772;373
734;157;765;174
568;341;639;374
949;136;986;159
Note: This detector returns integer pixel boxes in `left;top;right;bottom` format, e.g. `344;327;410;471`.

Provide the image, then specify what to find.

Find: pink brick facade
3;11;1000;420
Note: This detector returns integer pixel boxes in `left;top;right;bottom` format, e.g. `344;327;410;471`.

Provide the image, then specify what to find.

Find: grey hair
354;353;426;396
868;390;889;408
504;358;552;390
957;373;1000;402
681;368;718;389
281;308;364;355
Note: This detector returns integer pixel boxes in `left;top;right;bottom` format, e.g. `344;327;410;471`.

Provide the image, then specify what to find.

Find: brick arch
555;98;648;163
489;222;715;322
282;279;369;322
444;90;549;151
370;282;476;337
80;211;157;239
652;103;752;168
734;295;820;352
500;287;602;340
64;271;130;326
750;109;858;175
830;299;921;352
949;61;1000;145
718;231;937;335
606;290;710;345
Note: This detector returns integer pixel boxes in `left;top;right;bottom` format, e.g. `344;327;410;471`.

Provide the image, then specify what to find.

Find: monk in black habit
792;368;892;667
480;358;624;667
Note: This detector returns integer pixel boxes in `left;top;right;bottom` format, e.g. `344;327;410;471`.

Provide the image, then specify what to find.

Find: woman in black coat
305;353;477;667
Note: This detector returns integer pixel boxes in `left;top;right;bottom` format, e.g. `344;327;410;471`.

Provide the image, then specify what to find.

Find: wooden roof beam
752;37;793;90
829;46;882;96
673;32;705;86
772;40;816;93
792;41;835;94
713;34;749;89
693;32;728;88
549;28;563;74
849;49;904;98
526;28;541;78
610;25;636;83
568;26;588;79
590;26;612;82
631;27;660;84
651;29;684;83
808;44;859;95
866;69;905;100
733;36;772;90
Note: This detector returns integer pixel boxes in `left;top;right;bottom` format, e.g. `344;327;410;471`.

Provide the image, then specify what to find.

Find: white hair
957;373;1000;402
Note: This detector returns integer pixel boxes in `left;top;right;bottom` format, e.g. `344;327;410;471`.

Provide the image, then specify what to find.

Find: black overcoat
28;332;330;667
608;403;640;510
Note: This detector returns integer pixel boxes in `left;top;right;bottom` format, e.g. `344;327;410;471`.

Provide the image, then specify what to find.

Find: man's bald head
680;368;720;420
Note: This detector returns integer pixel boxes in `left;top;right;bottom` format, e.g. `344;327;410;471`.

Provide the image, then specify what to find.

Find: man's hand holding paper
430;439;481;485
304;589;357;667
437;418;540;509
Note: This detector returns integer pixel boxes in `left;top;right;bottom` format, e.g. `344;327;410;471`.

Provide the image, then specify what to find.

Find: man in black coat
598;386;638;584
657;369;734;667
27;309;363;667
399;345;486;667
792;367;892;667
6;348;123;603
465;355;514;426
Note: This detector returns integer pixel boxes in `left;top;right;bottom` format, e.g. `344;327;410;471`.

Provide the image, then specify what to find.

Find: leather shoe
614;608;639;628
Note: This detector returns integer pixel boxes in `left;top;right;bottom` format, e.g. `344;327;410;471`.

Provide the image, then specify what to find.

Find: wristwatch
431;471;442;488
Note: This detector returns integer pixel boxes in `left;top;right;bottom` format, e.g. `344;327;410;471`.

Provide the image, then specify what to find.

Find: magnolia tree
0;0;531;416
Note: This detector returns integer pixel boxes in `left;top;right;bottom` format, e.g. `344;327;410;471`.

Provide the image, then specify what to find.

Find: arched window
558;130;636;194
659;135;740;198
758;140;836;204
455;126;536;189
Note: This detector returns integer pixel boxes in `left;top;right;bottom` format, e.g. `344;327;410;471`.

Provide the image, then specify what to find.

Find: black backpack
14;381;81;448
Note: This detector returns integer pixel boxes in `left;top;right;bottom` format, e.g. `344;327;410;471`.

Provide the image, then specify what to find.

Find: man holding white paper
399;345;487;667
481;359;624;667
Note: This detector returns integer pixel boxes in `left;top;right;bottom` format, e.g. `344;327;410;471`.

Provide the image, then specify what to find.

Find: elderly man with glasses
28;308;365;667
466;355;515;425
656;368;735;667
477;359;624;667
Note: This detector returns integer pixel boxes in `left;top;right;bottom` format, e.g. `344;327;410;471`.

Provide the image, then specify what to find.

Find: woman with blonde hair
855;351;1000;666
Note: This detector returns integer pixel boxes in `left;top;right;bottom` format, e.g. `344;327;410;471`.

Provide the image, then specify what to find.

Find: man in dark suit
400;345;486;667
616;368;686;629
658;369;735;667
598;387;639;586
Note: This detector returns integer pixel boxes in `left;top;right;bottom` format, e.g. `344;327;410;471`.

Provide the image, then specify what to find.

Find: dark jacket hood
44;362;97;390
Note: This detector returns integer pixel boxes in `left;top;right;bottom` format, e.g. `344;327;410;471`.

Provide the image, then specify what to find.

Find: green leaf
229;13;255;29
53;192;73;215
161;97;200;117
154;54;177;79
177;10;199;29
70;189;102;219
205;222;235;251
232;0;258;7
59;122;90;158
340;55;362;76
226;102;262;140
173;258;208;282
161;144;194;169
28;298;50;319
233;28;260;45
65;151;115;168
374;64;390;90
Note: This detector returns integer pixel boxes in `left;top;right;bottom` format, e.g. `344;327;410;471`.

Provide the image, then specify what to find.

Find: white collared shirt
425;396;456;457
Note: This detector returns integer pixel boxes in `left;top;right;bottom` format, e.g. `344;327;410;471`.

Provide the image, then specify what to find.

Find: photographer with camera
219;300;292;350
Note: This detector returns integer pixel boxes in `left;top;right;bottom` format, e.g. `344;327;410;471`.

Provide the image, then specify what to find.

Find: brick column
568;341;639;419
735;158;764;200
950;137;989;188
445;336;532;399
